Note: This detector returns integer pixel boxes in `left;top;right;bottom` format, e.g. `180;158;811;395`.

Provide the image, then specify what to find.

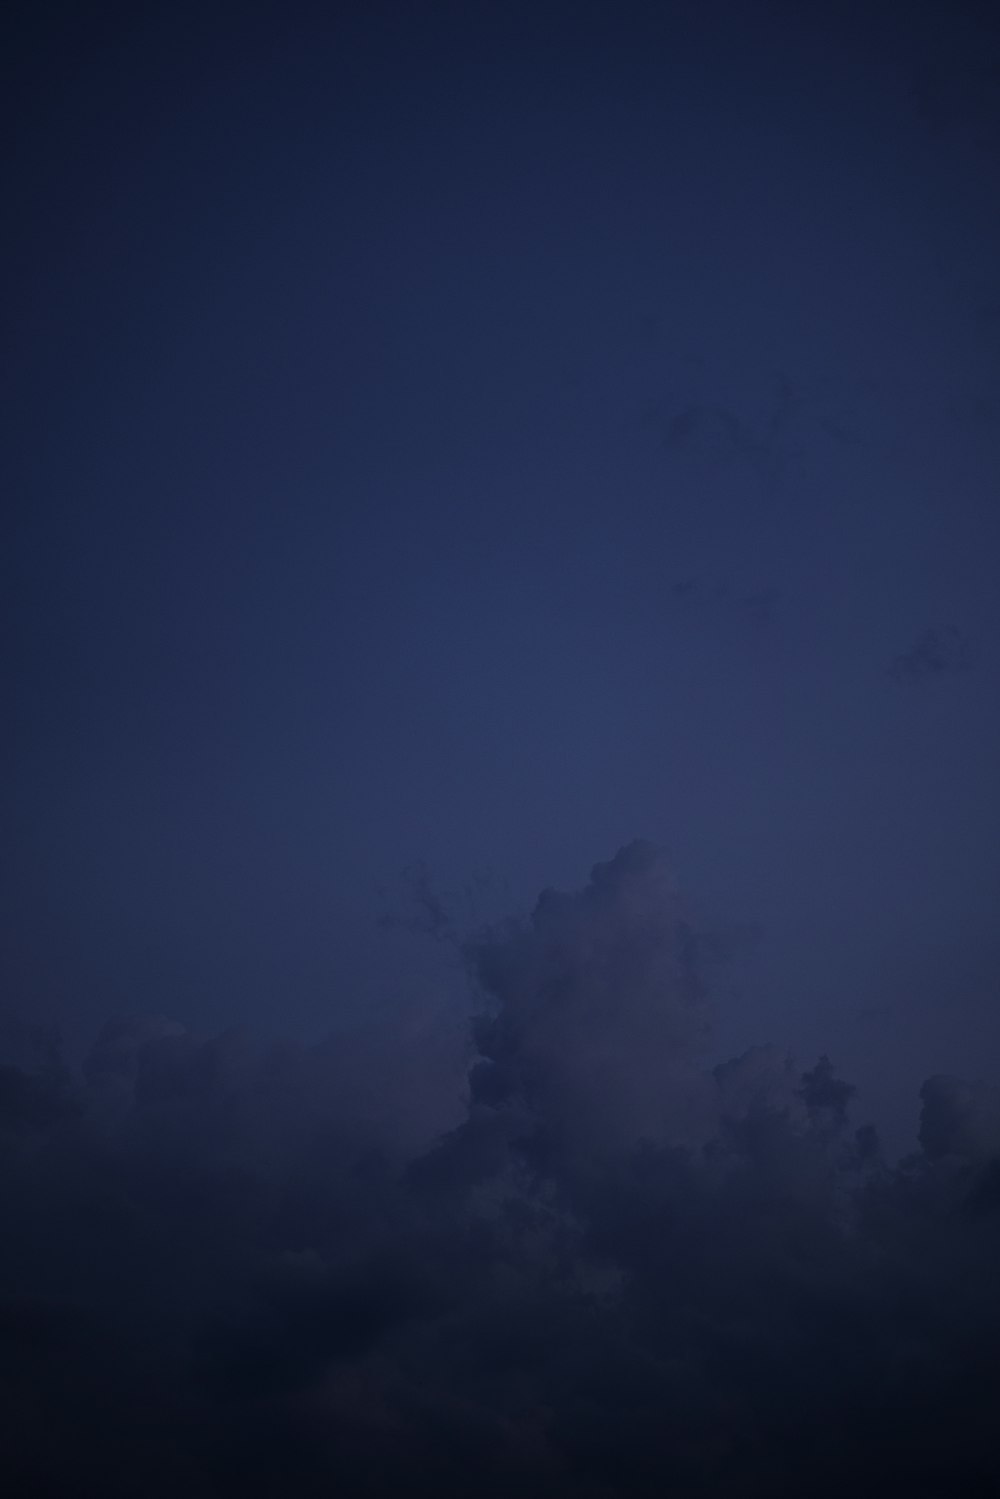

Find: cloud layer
2;843;999;1495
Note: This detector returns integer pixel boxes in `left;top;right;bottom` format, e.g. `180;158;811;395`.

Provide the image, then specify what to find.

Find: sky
3;2;1000;1492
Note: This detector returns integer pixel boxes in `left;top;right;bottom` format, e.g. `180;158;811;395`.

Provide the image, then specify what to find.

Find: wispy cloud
889;626;972;683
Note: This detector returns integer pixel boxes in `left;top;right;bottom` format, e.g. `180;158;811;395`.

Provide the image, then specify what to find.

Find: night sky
4;2;1000;1493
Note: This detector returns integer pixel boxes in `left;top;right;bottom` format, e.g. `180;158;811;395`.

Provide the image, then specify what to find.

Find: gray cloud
2;843;1000;1495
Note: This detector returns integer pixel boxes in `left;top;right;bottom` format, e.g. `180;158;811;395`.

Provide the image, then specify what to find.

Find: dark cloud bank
3;843;999;1496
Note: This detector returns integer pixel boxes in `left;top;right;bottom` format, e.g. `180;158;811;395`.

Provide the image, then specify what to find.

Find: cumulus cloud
2;842;999;1495
463;841;714;1157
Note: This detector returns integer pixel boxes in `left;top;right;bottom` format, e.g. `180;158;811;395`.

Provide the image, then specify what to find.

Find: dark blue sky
4;0;1000;1154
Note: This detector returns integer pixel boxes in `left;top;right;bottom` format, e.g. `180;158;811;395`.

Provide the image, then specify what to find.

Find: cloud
656;371;861;487
0;1062;78;1133
2;842;1000;1494
918;1074;1000;1162
461;842;721;1166
889;626;973;682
